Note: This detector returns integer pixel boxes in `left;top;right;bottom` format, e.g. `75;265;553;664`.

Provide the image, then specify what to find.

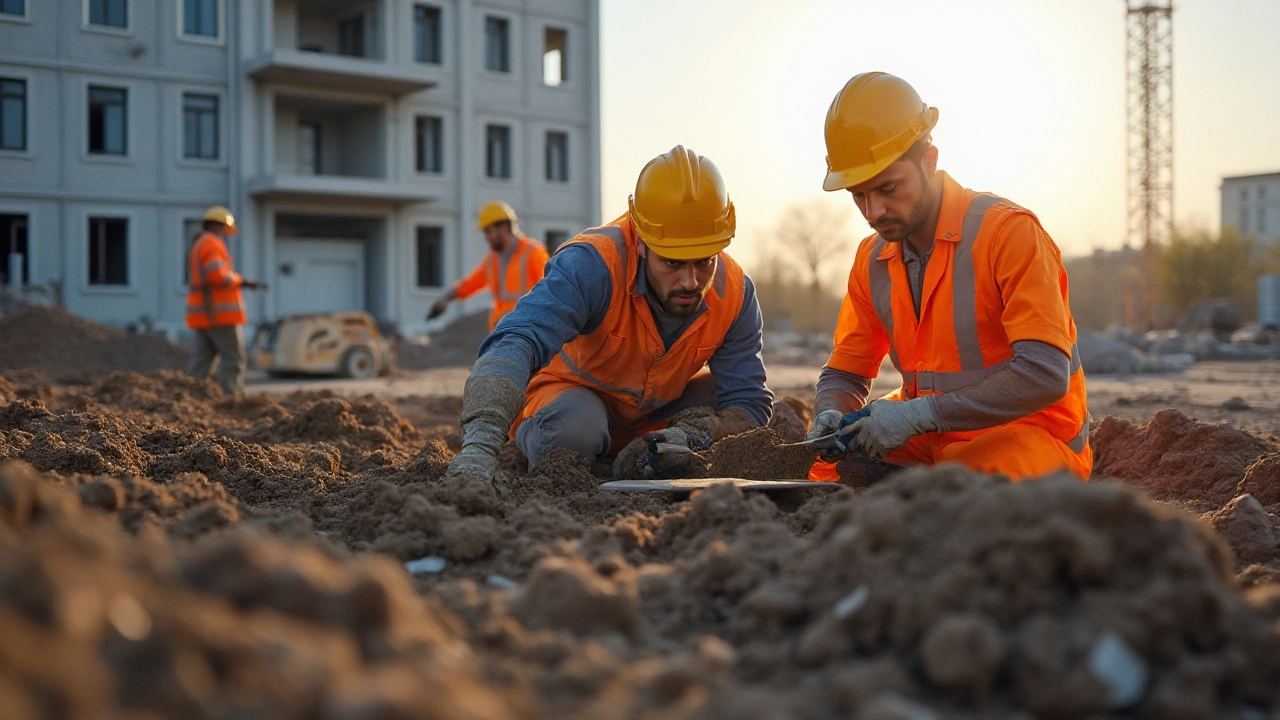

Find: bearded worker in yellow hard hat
427;201;550;331
443;146;773;494
807;72;1091;482
185;205;267;396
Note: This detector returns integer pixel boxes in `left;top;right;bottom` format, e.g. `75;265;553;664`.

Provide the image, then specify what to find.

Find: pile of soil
397;311;491;369
3;370;1280;717
0;306;188;381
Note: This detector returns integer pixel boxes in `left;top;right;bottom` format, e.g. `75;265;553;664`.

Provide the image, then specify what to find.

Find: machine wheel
341;347;378;379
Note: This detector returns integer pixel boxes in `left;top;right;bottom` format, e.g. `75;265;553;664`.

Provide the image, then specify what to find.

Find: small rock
833;585;870;619
404;556;446;575
1087;632;1147;709
486;575;518;589
1210;494;1280;568
860;694;941;720
1222;396;1252;411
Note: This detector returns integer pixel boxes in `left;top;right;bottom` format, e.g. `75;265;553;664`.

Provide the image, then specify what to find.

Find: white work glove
807;409;845;462
850;398;937;460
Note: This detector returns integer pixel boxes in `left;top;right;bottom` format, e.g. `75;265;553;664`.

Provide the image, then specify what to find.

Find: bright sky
598;0;1280;271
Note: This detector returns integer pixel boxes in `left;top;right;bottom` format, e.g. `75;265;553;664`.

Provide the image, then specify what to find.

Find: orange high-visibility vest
826;172;1090;466
454;235;549;330
186;232;246;329
513;214;747;443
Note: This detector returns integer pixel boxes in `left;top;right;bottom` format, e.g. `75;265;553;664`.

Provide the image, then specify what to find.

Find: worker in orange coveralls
807;72;1091;482
186;205;266;397
427;201;550;331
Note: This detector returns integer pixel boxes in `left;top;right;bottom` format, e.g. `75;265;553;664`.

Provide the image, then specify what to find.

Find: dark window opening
416;226;444;287
0;0;27;17
485;124;511;179
88;85;127;156
545;130;568;182
415;115;443;173
545;229;569;254
0;214;29;286
88;216;128;286
88;0;127;28
543;27;567;86
183;0;218;37
414;5;442;64
182;93;218;159
338;15;366;58
484;16;509;72
0;78;25;151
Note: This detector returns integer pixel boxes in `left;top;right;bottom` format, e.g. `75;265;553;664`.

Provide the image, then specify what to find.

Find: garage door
275;239;365;315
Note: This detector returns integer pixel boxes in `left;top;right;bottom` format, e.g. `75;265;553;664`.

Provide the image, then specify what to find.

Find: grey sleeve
814;366;873;416
926;340;1071;433
708;275;774;426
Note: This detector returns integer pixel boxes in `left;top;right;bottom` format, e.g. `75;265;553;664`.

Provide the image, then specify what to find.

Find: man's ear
922;144;939;178
637;243;647;260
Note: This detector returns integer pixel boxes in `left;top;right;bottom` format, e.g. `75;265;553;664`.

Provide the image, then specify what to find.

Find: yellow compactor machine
252;312;393;379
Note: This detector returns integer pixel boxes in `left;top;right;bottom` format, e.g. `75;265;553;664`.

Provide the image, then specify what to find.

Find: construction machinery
252;311;393;380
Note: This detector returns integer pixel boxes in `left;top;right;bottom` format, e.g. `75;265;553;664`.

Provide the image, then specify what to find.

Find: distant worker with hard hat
427;201;550;331
807;72;1091;481
186;205;266;396
443;146;773;493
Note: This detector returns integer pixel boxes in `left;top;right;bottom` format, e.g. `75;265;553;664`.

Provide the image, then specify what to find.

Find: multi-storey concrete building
1221;171;1280;247
0;0;601;336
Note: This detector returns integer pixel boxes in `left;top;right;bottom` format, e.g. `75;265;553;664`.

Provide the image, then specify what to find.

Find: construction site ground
3;308;1280;719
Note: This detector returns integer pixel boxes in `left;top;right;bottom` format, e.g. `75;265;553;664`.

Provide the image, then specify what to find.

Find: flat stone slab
598;478;839;493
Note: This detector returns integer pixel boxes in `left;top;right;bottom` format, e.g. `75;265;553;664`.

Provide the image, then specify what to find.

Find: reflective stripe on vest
493;250;529;302
1067;413;1091;453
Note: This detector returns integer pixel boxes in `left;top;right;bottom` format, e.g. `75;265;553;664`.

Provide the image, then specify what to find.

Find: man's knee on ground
516;396;611;469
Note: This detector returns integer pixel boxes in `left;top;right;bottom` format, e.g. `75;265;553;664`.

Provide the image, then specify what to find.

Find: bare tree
774;198;856;304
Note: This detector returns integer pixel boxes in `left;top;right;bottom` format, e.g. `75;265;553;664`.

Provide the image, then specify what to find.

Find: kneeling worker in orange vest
186;205;266;396
427;201;550;331
444;146;773;493
808;73;1091;482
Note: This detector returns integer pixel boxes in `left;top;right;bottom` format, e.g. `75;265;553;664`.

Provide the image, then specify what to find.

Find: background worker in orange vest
186;206;266;396
427;201;550;331
442;146;772;494
808;72;1091;482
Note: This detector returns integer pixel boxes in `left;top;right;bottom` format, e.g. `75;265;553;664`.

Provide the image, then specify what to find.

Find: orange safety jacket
186;232;246;329
513;215;747;445
826;172;1090;464
454;235;550;330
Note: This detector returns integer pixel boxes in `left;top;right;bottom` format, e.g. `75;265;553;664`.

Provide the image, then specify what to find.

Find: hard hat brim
640;237;731;262
822;154;902;193
223;224;239;235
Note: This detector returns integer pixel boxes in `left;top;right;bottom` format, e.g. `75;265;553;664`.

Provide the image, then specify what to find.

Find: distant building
0;0;601;336
1221;171;1280;247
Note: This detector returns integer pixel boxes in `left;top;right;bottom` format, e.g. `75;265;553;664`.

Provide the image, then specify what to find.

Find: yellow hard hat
628;145;735;261
202;205;238;234
476;200;518;230
822;72;939;192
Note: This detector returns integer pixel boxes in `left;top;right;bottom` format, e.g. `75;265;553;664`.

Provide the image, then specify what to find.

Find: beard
659;287;708;317
875;175;936;243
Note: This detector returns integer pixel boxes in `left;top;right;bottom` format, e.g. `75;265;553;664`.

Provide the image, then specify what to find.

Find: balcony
252;0;435;96
246;174;433;205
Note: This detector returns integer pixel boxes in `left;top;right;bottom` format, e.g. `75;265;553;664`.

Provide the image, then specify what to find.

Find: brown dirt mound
4;371;1280;717
0;306;189;381
1090;408;1279;511
397;311;490;369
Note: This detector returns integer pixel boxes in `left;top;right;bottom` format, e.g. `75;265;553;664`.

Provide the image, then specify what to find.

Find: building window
88;216;128;286
485;124;510;179
182;0;218;38
1240;207;1249;234
182;93;218;160
484;16;509;73
545;229;568;254
1;78;25;151
545;131;568;183
543;27;567;86
415;115;443;174
338;14;365;57
1;0;25;17
1261;207;1267;235
416;226;444;287
88;86;127;156
298;122;321;175
1;214;29;286
414;5;442;64
87;0;127;28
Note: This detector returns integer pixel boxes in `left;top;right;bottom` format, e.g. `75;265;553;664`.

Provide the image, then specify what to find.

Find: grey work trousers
514;373;717;470
188;325;246;396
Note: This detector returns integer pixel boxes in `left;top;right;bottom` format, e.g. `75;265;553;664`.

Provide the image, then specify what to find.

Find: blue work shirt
473;242;774;426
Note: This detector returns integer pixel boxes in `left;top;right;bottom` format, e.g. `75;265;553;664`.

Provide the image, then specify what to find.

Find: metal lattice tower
1124;0;1174;330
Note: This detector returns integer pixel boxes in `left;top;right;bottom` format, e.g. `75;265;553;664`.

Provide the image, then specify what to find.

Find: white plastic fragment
1087;632;1148;708
487;575;518;589
833;584;870;619
404;556;447;575
865;694;941;720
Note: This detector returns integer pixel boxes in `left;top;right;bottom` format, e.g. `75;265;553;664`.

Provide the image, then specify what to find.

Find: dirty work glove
808;409;845;462
444;372;524;497
850;398;937;460
242;279;268;290
427;298;449;321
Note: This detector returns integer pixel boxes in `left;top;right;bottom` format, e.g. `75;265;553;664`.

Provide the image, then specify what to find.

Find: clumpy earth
0;307;188;380
2;368;1280;719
